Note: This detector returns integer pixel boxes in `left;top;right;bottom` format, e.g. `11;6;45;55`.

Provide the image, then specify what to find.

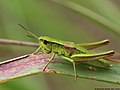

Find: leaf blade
50;0;120;35
0;53;120;85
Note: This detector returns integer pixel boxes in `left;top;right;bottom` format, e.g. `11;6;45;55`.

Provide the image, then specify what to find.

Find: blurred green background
0;0;120;90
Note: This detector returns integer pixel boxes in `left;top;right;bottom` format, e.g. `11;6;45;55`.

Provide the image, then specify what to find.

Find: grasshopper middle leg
43;53;55;71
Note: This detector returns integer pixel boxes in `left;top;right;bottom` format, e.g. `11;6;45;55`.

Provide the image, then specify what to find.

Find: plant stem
0;38;39;47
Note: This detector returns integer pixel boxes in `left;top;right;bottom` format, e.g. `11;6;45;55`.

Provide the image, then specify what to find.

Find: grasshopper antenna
18;24;39;39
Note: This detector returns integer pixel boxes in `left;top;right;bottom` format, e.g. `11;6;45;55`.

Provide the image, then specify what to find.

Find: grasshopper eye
39;39;43;41
43;40;48;44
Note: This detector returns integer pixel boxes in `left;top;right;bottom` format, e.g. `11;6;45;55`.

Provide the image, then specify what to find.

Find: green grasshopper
19;24;114;79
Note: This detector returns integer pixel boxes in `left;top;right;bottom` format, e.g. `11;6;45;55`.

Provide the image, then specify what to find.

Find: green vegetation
0;0;120;90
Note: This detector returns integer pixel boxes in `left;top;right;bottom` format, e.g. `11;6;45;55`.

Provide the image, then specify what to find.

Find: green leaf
50;0;120;35
0;53;120;85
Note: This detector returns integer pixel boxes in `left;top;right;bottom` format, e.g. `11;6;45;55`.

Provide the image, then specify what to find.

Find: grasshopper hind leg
73;61;77;80
61;56;77;80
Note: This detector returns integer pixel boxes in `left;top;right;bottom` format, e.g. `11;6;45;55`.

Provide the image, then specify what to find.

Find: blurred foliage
0;0;120;90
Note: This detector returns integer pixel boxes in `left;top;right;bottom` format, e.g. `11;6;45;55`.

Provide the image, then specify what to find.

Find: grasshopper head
38;36;49;44
38;36;51;53
18;24;52;53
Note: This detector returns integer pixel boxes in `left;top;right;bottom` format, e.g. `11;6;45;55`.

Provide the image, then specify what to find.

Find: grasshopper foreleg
34;46;41;54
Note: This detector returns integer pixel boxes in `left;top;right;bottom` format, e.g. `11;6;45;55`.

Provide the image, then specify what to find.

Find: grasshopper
19;24;114;79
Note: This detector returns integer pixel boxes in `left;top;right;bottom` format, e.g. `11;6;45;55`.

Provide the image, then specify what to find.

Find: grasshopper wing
77;39;109;50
